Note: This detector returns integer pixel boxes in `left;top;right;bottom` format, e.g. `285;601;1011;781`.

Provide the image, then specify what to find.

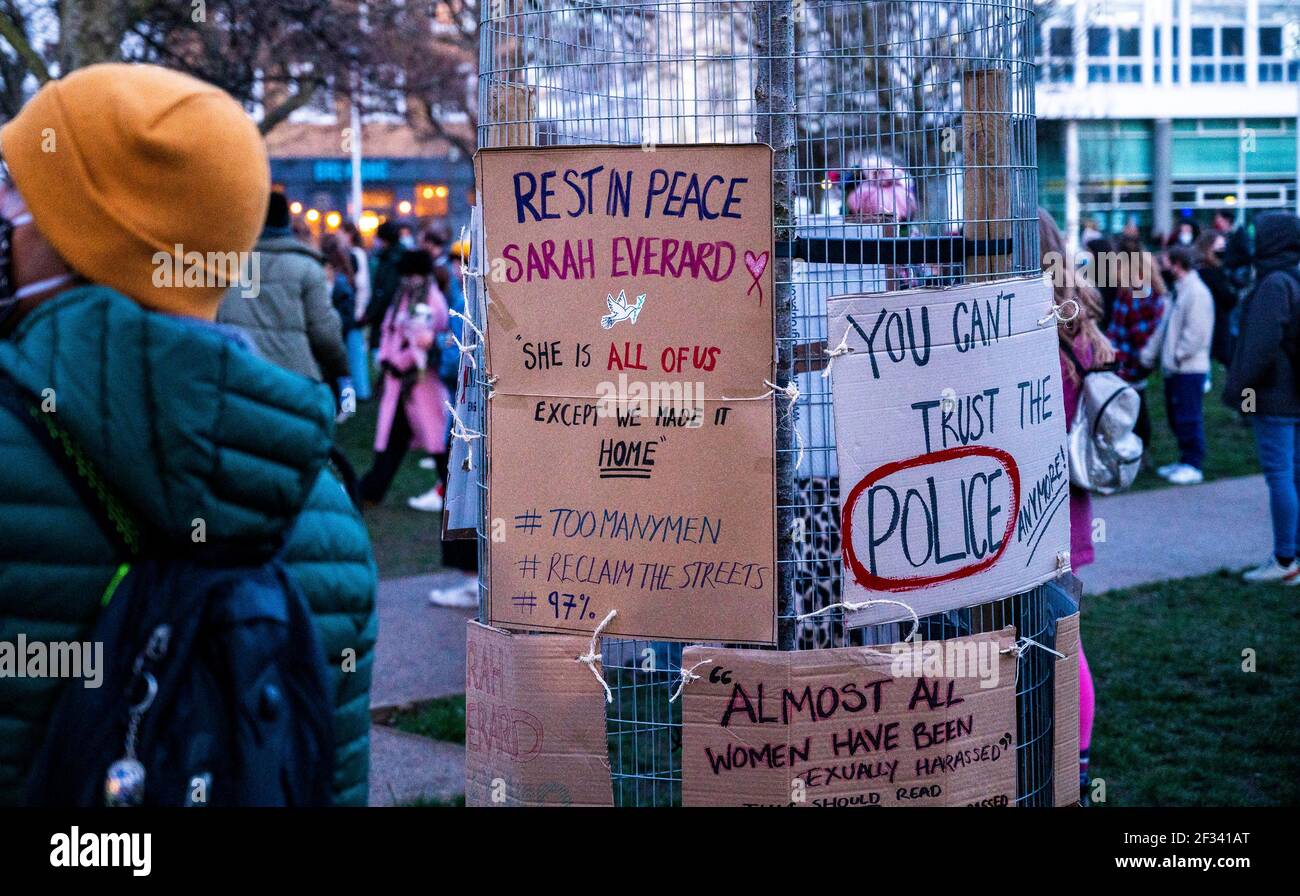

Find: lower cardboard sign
464;621;613;806
681;629;1017;807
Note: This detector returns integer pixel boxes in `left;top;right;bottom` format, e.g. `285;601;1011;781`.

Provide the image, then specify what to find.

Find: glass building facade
1036;0;1299;244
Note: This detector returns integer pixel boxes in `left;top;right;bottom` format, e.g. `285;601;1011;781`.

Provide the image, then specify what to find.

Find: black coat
1224;212;1300;417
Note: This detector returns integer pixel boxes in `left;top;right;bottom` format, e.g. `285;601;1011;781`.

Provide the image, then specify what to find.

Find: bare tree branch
258;81;320;135
0;11;50;84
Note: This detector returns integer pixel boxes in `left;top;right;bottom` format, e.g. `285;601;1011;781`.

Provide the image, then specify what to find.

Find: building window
1171;26;1180;83
1259;25;1300;83
1190;27;1215;82
1116;27;1140;83
362;188;395;213
1042;25;1074;83
1220;26;1246;82
1086;25;1140;84
415;183;450;218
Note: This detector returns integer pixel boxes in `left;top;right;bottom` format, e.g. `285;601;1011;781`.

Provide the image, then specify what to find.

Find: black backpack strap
0;373;142;567
328;445;362;511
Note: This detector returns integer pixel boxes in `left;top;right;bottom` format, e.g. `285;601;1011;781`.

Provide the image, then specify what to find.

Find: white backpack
1062;344;1144;495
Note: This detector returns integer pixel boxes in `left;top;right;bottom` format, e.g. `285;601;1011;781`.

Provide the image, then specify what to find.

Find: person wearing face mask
0;64;376;805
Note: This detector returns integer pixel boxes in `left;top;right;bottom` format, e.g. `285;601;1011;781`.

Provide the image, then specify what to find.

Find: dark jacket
217;231;349;385
0;287;377;805
366;243;405;346
1223;211;1300;417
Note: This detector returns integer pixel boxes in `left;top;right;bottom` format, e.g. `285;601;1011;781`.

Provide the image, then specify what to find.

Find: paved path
368;726;464;807
368;571;475;807
1089;474;1270;592
370;571;475;711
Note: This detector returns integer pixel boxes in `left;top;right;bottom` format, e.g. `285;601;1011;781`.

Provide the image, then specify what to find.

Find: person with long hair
1107;234;1168;457
1039;208;1114;804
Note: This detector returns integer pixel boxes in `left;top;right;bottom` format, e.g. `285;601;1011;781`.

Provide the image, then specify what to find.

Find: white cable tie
797;599;920;643
1037;298;1080;327
668;656;714;704
1001;636;1066;661
821;330;852;380
576;609;617;703
444;400;483;472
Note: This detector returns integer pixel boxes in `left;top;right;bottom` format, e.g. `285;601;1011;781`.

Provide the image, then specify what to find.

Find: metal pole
350;99;363;223
753;0;796;651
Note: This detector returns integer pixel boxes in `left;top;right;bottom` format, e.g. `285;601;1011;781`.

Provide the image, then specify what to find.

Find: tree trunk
59;0;130;72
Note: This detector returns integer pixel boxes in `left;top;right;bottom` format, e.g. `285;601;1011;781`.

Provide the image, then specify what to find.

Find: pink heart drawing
744;249;769;304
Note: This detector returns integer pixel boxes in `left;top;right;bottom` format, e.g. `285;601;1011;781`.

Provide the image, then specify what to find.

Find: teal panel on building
1078;121;1152;181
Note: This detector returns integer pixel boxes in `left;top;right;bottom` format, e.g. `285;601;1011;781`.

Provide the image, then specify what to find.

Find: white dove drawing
600;290;646;330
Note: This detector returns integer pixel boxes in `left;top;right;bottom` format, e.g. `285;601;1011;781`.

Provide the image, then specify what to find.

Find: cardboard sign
476;144;776;643
826;276;1071;626
464;621;614;806
443;210;486;540
681;630;1018;807
1053;612;1081;807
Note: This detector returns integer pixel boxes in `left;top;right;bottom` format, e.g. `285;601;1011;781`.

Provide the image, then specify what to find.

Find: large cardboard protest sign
476;145;776;643
464;622;614;806
681;630;1018;807
827;276;1070;626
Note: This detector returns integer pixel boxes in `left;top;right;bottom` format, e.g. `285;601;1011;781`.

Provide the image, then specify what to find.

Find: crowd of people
214;196;480;610
1048;203;1300;803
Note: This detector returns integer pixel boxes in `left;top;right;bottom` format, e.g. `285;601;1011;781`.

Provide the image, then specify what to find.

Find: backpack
1061;343;1144;495
0;376;335;807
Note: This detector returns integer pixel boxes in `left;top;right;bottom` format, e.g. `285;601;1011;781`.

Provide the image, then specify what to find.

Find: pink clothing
846;160;918;220
1060;336;1095;568
374;276;450;455
1079;643;1095;752
1061;335;1098;770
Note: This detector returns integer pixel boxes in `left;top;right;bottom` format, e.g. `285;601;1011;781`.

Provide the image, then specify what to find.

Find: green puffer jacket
0;285;377;806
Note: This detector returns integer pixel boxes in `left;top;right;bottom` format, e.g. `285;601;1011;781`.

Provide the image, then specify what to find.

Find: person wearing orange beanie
0;64;377;806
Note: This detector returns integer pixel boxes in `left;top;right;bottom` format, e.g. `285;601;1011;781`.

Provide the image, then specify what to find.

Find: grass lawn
334;390;445;579
1131;362;1259;491
389;695;467;744
1084;568;1300;806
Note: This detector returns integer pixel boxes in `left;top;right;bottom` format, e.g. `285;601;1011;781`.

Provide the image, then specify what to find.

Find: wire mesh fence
475;0;1059;806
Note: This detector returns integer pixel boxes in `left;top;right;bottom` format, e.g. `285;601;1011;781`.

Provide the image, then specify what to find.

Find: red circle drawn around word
840;444;1021;593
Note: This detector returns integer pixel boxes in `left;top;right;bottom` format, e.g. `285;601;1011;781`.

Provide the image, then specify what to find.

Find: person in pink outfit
1040;209;1114;805
845;154;918;221
359;249;450;504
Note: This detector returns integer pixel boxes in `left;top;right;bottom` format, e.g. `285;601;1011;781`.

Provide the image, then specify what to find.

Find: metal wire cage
475;0;1060;806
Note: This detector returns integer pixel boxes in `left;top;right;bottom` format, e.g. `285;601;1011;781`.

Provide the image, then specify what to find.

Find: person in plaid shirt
1106;240;1168;454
